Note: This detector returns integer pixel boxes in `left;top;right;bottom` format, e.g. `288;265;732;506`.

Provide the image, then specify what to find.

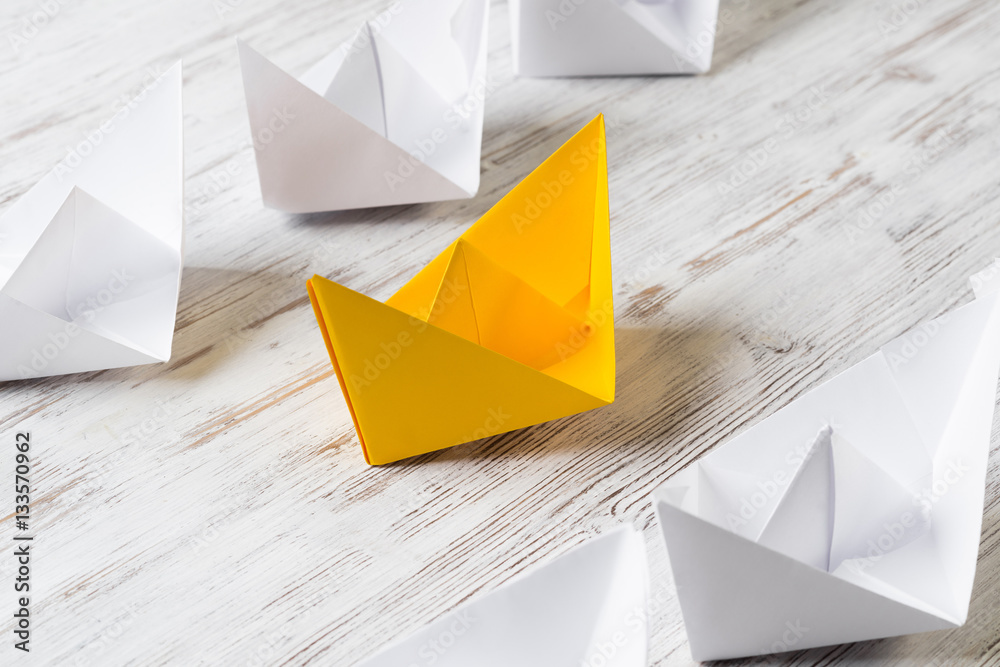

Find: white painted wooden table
2;0;999;664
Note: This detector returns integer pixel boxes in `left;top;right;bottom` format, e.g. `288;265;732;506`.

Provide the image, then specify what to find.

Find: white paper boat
358;527;648;666
0;63;184;381
511;0;720;77
653;261;1000;660
238;0;489;212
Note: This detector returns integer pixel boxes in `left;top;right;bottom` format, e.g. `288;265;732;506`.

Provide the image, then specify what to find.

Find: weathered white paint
1;0;998;664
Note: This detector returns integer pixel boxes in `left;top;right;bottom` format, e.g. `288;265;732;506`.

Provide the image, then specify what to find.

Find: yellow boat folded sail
307;115;614;464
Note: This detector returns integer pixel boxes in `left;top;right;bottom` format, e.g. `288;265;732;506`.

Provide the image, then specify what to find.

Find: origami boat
653;261;1000;660
357;527;647;666
511;0;720;77
0;63;184;381
308;116;614;464
238;0;489;212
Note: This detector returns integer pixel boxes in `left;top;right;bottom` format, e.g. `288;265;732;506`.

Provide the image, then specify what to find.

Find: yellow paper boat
308;116;613;464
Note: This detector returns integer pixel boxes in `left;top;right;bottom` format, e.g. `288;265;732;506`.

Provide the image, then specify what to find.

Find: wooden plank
1;0;999;663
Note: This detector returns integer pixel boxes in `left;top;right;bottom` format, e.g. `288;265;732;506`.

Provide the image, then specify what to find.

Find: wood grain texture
2;0;1000;664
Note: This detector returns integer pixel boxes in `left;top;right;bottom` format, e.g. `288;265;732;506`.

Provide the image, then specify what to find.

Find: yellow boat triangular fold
308;276;607;464
308;115;614;464
426;240;482;346
430;239;586;371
